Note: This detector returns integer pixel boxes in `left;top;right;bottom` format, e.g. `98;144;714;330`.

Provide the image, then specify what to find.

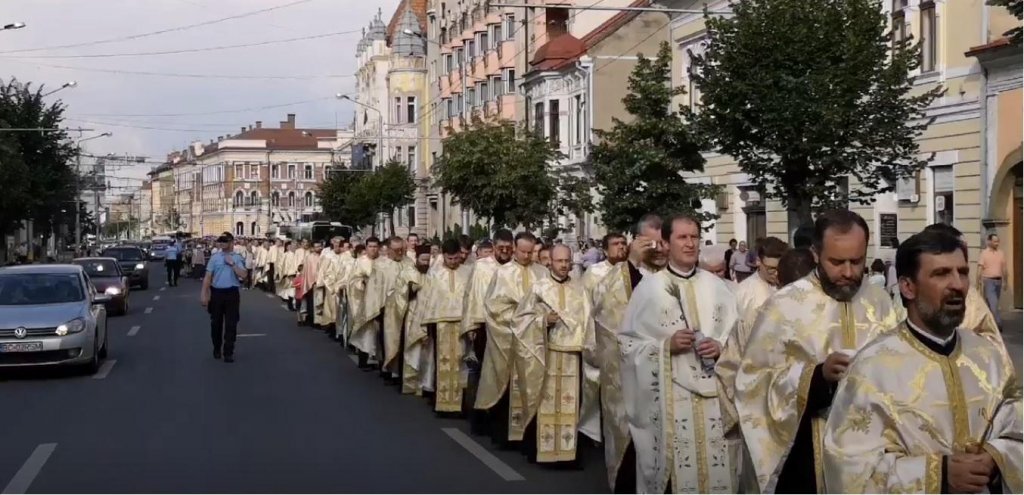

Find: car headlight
55;318;85;336
105;287;121;295
135;263;145;269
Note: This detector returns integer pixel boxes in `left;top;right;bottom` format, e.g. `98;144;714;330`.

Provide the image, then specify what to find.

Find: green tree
160;209;183;232
434;117;562;229
692;0;942;228
318;168;376;230
989;0;1022;45
591;42;718;234
0;133;31;249
371;159;417;236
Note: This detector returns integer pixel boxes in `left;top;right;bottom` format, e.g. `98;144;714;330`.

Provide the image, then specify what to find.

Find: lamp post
336;93;383;169
74;132;111;252
42;81;77;97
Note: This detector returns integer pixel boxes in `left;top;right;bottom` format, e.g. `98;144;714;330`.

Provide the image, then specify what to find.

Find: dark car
100;246;149;290
73;257;130;316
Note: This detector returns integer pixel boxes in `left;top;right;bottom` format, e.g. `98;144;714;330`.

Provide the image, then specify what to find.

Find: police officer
200;232;248;363
164;239;182;286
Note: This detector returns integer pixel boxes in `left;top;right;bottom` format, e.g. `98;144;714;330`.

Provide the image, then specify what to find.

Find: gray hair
699;244;728;265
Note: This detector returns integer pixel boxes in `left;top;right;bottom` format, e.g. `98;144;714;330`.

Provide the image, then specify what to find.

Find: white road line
441;428;525;481
348;354;359;365
2;443;57;494
237;333;266;337
144;307;154;314
280;304;287;310
127;325;141;337
265;293;274;299
152;295;160;301
92;360;117;380
159;286;166;292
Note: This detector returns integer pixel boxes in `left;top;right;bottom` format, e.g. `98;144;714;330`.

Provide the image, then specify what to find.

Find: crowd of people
201;210;1019;494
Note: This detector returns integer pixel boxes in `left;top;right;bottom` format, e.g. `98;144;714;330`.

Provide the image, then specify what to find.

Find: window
407;145;416;168
234;190;244;207
533;101;544;136
467;88;476;108
407;206;416;228
443;53;452;72
272;164;280;179
480;32;489;53
233;163;243;179
440;27;447;45
304;164;313;180
456;93;464;114
407;96;416;124
683;38;709;111
481;81;490;102
249;163;259;180
287;191;296;207
444;98;453;119
251;222;259;236
548;99;560;145
933;165;955;225
467;39;476;60
235;222;244;236
271;191;280;206
394;96;403;124
288;164;297;179
493;24;502;46
920;1;937;72
503;68;516;94
395;146;403;162
249;191;258;206
573;94;584;145
504;14;515;39
892;0;908;48
455;47;463;67
304;191;314;208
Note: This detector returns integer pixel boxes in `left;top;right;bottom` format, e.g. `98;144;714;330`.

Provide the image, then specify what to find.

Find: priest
349;237;383;369
315;238;343;331
370;237;409;378
735;210;899;493
477;231;547;448
593;214;667;492
297;242;322;327
418;239;473;410
383;243;431;389
276;241;299;310
514;243;594;465
463;229;514;435
619;214;738;493
824;228;1022;494
582;233;627;299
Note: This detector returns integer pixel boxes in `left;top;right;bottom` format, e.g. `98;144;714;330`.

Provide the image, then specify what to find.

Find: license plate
0;342;43;353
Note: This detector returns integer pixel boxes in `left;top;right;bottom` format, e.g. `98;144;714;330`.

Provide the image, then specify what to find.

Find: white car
0;264;110;374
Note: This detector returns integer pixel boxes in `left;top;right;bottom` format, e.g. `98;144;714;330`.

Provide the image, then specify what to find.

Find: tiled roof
530;0;651;73
202;127;336;154
965;36;1012;57
387;0;427;45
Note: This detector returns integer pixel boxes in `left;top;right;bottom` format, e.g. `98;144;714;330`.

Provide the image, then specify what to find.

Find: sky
1;0;398;187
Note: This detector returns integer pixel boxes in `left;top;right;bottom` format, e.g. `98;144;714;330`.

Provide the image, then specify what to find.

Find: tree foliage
318;160;415;235
0;79;77;240
590;42;718;234
692;0;942;226
434;117;563;229
989;0;1022;45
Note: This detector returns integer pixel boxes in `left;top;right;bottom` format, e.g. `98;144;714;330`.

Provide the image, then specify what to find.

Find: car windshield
74;260;120;278
0;273;84;305
102;248;144;261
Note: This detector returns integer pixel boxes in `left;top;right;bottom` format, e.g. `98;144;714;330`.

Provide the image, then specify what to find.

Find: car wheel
82;338;101;375
98;327;109;360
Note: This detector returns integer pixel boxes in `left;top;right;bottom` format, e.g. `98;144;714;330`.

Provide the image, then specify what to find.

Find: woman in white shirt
868;258;887;288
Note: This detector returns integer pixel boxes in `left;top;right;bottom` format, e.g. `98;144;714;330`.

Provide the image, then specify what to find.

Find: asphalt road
0;267;609;494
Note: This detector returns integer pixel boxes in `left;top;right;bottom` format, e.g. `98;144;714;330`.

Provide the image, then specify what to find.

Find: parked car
73;257;129;316
0;264;110;373
100;246;149;289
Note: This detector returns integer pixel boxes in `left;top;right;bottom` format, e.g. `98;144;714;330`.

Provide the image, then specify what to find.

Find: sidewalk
1001;310;1022;376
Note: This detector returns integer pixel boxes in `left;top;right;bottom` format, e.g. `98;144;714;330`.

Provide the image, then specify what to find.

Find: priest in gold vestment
477;232;547;447
349;237;383;369
735;210;899;493
715;236;787;493
578;233;628;444
514;244;595;464
276;242;299;309
370;237;410;378
384;244;431;390
825;228;1022;494
593;216;667;493
418;240;473;410
463;231;513;435
619;215;737;494
313;238;339;329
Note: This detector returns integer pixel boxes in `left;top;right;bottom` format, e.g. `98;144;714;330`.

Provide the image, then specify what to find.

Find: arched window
287;191;296;207
251;222;259;235
249;191;259;206
233;190;244;207
304;191;314;207
271;191;280;206
235;221;244;235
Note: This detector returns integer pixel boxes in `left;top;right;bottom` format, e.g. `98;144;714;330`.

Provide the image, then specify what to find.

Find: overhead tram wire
69;95;345;118
2;29;361;59
1;59;355;80
0;0;316;55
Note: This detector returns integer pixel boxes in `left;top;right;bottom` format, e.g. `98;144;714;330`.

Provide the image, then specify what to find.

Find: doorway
1013;163;1022;308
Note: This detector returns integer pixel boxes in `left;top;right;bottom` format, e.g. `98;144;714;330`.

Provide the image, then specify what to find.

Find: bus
271;221;353;245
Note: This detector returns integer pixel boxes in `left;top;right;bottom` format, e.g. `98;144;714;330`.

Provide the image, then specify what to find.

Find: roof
201;128;336;154
965;36;1013;57
529;0;651;73
0;264;83;275
147;162;173;176
386;0;427;44
532;33;587;71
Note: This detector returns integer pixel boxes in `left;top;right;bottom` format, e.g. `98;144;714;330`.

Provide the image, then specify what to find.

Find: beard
914;291;966;336
817;266;863;302
416;264;429;274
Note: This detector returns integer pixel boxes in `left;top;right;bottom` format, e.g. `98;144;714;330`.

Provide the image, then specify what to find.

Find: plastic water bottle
693;330;716;376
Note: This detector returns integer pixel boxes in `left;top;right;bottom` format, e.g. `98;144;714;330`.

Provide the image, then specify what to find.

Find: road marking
280;304;287;310
92;360;117;380
265;293;274;299
348;354;359;365
441;428;524;481
153;295;160;301
144;307;153;314
237;333;266;337
159;286;166;292
2;443;57;494
127;325;141;337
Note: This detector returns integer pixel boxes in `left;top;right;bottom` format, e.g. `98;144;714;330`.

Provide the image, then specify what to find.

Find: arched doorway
987;153;1023;310
235;221;244;236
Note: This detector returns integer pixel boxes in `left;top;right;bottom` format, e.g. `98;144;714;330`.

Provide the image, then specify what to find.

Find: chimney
241;127;246;134
217;136;224;142
284;113;296;129
248;125;253;131
255;121;262;129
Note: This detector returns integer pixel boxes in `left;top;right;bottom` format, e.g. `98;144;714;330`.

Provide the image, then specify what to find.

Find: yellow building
670;0;1022;309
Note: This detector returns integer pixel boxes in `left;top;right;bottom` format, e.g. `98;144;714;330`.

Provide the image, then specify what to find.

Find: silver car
0;264;110;374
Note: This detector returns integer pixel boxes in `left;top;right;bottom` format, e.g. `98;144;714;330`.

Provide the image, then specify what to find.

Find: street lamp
336;93;383;169
74;131;112;251
1;22;26;31
42;81;77;97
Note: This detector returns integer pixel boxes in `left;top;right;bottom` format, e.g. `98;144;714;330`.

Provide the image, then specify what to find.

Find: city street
0;268;608;494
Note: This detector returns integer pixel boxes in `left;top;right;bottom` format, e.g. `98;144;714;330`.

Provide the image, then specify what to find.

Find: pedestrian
200;233;247;363
978;232;1006;328
165;239;181;286
191;243;207;279
868;259;887;287
729;240;753;282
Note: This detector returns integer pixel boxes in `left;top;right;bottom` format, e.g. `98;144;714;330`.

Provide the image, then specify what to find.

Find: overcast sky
2;0;397;186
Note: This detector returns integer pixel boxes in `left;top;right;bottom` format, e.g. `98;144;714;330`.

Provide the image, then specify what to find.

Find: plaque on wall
880;213;898;247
